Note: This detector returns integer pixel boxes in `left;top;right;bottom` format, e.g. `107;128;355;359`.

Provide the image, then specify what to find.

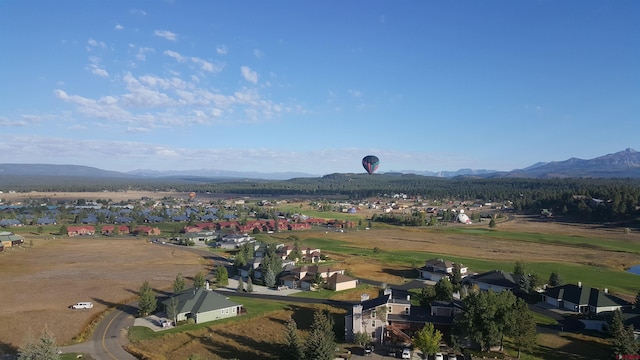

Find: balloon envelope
362;155;380;175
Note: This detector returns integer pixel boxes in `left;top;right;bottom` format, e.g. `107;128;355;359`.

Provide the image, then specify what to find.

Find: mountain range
1;148;639;180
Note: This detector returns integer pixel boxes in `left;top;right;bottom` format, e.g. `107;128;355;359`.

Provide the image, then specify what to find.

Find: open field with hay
0;236;206;354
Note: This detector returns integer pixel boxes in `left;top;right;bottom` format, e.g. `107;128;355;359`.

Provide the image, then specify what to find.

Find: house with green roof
541;282;630;314
0;231;24;248
162;286;242;324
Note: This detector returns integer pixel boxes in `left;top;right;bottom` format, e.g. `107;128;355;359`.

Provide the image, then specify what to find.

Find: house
184;231;217;243
67;226;95;237
280;265;347;291
133;226;161;236
162;286;242;324
327;273;358;291
216;234;254;249
345;290;414;344
0;231;24;247
101;225;130;235
464;270;521;292
541;283;631;314
418;258;468;282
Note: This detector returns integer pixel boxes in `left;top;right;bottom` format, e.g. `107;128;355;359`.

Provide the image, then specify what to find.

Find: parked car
71;302;93;309
364;344;374;356
401;348;411;359
159;318;171;328
447;354;458;360
435;353;444;360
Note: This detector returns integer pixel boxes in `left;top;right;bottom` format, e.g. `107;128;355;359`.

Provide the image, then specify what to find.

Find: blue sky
1;1;638;175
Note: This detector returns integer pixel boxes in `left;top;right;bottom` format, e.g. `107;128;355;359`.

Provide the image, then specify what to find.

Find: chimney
406;294;410;301
361;293;370;302
604;288;608;293
205;281;210;291
578;281;582;288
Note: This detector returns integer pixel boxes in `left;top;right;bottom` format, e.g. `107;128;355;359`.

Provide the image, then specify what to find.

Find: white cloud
216;45;228;55
130;9;147;16
0;116;29;126
136;47;154;61
127;126;151;133
190;57;217;72
87;64;109;77
164;50;185;62
241;66;258;84
348;89;362;98
87;38;106;50
154;30;177;41
164;50;222;73
115;24;124;30
254;49;264;58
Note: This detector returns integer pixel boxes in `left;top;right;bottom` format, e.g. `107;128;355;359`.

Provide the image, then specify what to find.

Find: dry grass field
0;236;206;354
277;216;640;291
1;192;638;358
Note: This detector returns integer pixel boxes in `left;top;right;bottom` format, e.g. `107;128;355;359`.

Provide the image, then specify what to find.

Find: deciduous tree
508;298;537;358
214;267;228;287
194;271;206;288
173;273;186;293
138;280;157;317
412;322;442;359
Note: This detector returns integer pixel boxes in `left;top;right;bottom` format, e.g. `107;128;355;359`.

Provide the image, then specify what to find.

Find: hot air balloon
362;155;380;175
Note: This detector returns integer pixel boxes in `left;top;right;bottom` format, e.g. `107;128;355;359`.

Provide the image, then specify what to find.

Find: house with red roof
67;226;95;237
101;225;130;235
133;226;161;236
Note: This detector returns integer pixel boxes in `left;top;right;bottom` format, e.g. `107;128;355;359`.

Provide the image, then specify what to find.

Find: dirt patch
0;237;206;352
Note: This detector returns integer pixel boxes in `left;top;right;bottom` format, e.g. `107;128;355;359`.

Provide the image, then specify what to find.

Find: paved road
60;302;138;359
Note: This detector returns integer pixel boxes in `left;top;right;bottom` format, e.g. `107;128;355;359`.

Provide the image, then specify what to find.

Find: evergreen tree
215;266;228;286
434;277;454;301
508;298;537;358
412;322;442;358
138;280;157;317
609;309;639;356
548;271;563;287
59;225;67;236
173;273;186;293
237;277;244;292
514;261;526;276
18;329;60;360
246;277;254;293
305;309;336;360
193;271;206;288
489;217;496;228
451;264;463;291
282;318;305;360
264;268;276;288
